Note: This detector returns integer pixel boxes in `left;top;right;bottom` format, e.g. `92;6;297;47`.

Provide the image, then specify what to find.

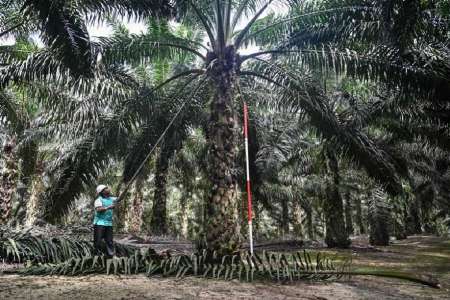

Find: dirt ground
1;235;449;300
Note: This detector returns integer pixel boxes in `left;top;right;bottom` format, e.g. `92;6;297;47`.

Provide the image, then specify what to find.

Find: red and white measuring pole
243;102;254;255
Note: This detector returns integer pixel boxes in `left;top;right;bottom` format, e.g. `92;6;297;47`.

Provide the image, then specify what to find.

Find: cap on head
96;184;107;195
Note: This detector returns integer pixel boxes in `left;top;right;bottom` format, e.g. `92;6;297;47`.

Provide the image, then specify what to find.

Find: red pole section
243;102;254;254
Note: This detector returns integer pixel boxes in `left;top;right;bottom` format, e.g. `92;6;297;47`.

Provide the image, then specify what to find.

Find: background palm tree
0;54;39;225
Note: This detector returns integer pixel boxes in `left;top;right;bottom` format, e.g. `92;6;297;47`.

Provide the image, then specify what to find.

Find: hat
96;184;107;195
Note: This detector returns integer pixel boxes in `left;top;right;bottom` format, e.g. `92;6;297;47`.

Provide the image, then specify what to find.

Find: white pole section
243;102;254;255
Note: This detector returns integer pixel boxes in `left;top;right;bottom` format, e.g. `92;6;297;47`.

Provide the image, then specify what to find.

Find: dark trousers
93;225;114;257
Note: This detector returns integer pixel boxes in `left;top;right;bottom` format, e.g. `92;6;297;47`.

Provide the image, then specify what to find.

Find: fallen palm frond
150;250;353;282
349;269;441;289
5;249;348;281
0;231;139;264
6;247;159;276
2;247;441;288
0;230;440;288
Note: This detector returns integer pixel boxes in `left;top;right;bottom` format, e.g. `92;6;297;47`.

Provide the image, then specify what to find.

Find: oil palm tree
0;36;42;225
0;82;38;225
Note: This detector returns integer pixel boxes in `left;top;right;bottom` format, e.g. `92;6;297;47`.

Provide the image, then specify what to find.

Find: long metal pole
243;102;254;255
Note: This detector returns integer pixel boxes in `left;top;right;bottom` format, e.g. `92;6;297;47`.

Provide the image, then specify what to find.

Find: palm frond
0;230;139;264
241;2;377;48
242;60;404;195
181;0;216;48
79;0;174;24
41;103;135;222
241;0;450;102
96;26;206;67
21;0;93;77
4;240;440;288
0;0;31;39
234;0;274;48
122;73;208;182
0;89;27;134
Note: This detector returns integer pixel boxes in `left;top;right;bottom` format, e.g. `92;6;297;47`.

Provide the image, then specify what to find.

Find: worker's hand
108;205;115;210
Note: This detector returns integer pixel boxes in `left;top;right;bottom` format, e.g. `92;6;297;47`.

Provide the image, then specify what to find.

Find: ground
1;235;449;299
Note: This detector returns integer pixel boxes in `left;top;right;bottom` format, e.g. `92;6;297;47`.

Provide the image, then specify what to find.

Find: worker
93;184;116;257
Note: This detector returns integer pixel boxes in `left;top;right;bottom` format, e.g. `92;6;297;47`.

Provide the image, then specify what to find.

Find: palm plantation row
1;0;449;256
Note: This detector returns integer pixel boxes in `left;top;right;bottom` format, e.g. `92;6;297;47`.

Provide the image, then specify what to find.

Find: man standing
93;184;116;257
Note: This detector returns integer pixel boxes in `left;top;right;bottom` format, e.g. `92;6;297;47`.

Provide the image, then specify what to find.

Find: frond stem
241;49;301;62
187;0;216;50
153;69;205;91
241;6;370;45
0;21;25;38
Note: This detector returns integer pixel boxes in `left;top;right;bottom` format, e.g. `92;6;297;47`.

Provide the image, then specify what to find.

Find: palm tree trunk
344;192;354;235
0;139;18;224
179;163;195;238
420;185;434;233
12;142;38;226
204;52;241;255
253;200;261;240
126;177;144;233
368;188;391;246
150;149;170;235
114;182;127;231
306;207;314;240
355;196;365;234
281;195;290;236
179;192;189;238
324;150;350;248
395;202;408;240
422;203;434;233
406;195;422;234
292;199;304;238
25;160;45;226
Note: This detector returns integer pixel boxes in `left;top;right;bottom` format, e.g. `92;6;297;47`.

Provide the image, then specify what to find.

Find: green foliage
0;233;93;264
7;245;158;276
3;235;440;288
6;243;351;283
2;0;173;77
98;18;205;67
0;230;139;264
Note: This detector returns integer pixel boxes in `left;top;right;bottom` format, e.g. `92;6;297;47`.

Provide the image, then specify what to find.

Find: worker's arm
95;206;114;212
108;196;118;208
94;198;115;212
